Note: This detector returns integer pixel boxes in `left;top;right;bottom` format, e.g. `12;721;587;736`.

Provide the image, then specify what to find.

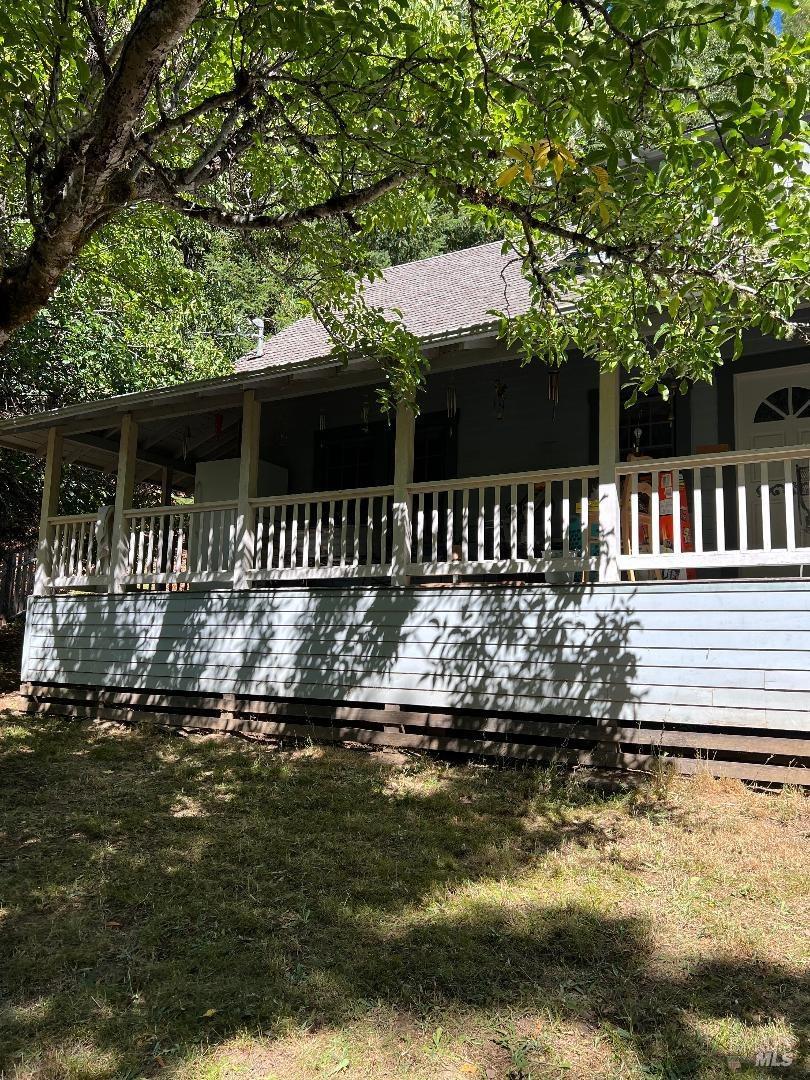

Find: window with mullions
313;410;457;490
619;385;676;459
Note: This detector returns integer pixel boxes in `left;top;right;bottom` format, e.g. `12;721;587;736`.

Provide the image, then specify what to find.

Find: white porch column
390;400;416;586
33;426;63;596
598;366;621;583
109;413;139;593
234;390;261;590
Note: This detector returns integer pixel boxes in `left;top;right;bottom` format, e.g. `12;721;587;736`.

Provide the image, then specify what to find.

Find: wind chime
493;378;508;420
446;382;457;437
548;369;560;420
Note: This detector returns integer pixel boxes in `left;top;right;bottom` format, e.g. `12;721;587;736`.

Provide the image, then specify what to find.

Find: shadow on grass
0;715;807;1078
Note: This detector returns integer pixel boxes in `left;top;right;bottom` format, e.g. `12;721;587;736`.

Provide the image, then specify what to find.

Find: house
2;241;809;784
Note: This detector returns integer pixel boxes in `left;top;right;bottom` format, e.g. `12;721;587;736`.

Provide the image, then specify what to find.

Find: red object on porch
658;470;696;580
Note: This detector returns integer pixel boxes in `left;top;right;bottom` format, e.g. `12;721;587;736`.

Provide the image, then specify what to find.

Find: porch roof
0;319;506;482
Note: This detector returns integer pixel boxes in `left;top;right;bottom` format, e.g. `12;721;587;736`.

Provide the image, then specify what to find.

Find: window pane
792;387;810;416
754;401;782;423
766;387;790;415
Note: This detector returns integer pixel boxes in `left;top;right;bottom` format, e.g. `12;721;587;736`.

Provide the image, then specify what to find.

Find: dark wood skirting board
21;680;810;787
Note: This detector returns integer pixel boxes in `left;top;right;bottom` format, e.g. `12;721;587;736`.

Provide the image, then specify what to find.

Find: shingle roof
236;241;531;372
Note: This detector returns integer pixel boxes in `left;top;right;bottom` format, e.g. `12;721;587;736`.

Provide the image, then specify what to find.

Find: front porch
5;332;810;785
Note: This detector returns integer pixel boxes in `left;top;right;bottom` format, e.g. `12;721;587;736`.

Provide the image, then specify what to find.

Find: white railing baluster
760;460;771;551
562;479;570;558
380;495;389;565
462;488;469;560
477;487;485;560
543;482;552;558
314;501;323;567
416;492;425;563
446;490;454;564
736;463;747;552
672;473;682;557
492;486;500;559
430;492;438;563
784;458;796;551
327;499;335;567
715;466;725;553
291;504;301;568
365;497;374;567
692;470;703;555
353;497;361;564
630;473;639;557
580;478;589;562
145;516;156;575
526;484;534;558
509;483;518;559
255;508;265;571
278;505;288;569
339;499;348;566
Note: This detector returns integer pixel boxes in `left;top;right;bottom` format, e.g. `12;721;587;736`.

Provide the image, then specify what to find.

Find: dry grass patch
0;711;807;1080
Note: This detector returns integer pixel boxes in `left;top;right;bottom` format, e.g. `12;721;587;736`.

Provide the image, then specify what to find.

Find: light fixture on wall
319;410;327;432
361;397;370;433
633;424;643;454
493;379;508;421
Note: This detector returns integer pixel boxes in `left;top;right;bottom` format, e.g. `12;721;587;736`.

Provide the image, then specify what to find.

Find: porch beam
598;366;621;583
33;426;63;596
67;431;196;479
234;391;261;590
109;414;139;593
390;401;416;586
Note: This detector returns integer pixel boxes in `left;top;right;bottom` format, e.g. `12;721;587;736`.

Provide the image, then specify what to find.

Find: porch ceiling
0;325;512;476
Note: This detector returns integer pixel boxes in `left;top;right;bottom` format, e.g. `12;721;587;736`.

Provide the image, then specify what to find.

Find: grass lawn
0;709;807;1080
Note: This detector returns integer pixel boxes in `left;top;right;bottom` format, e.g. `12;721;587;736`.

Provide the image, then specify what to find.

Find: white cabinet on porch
190;458;288;576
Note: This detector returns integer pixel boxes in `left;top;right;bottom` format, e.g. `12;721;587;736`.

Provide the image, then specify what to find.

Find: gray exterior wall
258;353;599;493
22;581;810;733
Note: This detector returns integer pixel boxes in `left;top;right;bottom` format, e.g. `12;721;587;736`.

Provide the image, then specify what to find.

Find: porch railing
41;442;810;593
124;501;238;584
408;466;600;576
617;444;810;572
49;512;109;587
249;486;394;580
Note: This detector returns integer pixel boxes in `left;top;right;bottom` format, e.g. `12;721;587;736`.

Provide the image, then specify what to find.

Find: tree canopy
0;0;808;403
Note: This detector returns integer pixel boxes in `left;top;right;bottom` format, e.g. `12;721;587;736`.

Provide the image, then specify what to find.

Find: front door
734;364;810;552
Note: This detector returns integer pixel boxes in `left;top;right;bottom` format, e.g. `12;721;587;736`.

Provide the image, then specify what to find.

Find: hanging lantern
360;397;370;433
319;410;327;432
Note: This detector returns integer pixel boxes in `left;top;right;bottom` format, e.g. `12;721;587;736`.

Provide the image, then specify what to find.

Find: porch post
109;413;139;593
234;389;261;590
33;426;63;596
598;366;621;583
390;401;416;586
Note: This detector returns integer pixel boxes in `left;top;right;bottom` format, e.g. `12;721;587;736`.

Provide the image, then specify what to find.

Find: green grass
0;711;807;1080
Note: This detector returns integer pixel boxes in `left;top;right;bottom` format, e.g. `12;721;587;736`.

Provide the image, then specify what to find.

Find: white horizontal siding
23;582;810;733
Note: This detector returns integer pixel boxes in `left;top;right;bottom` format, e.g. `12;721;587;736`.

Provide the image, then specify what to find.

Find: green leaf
735;69;755;104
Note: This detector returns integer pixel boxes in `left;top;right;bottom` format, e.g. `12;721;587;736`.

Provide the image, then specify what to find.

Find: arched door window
754;386;810;424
